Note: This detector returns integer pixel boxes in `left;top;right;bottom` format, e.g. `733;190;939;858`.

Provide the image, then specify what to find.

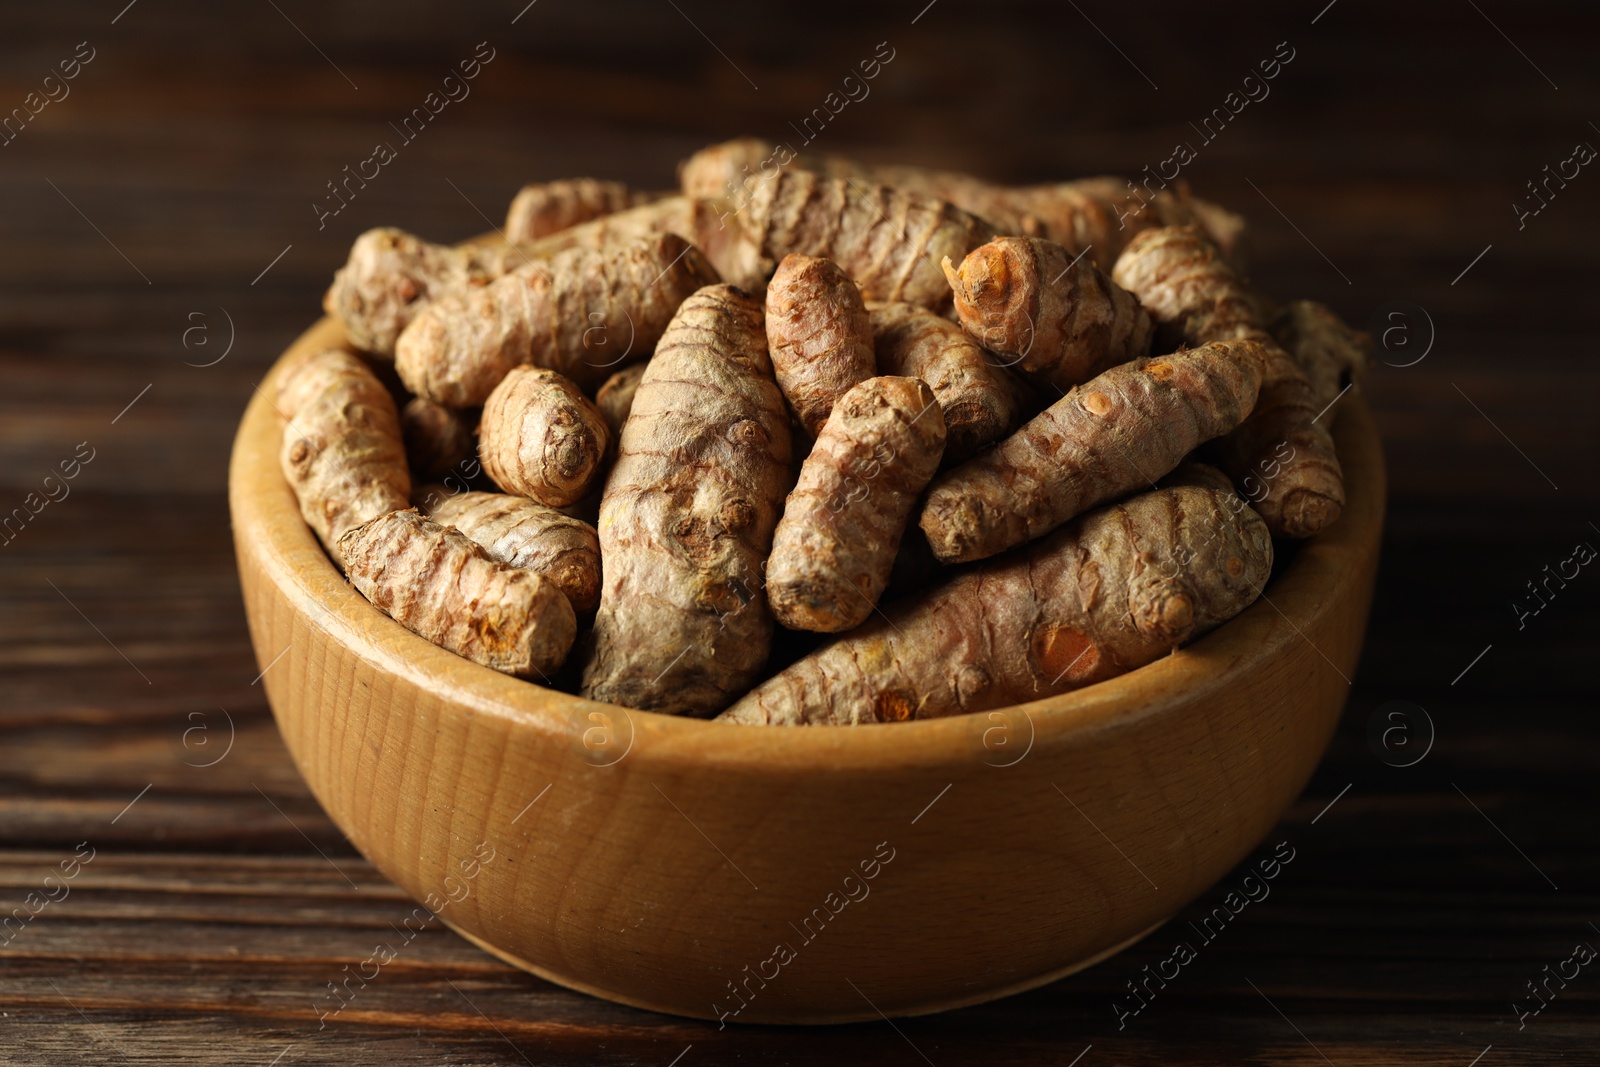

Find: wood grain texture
2;0;1597;1061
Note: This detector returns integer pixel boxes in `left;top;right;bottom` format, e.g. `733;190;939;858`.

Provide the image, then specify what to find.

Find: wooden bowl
231;315;1384;1025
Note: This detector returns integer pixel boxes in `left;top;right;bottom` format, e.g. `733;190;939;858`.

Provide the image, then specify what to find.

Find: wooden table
3;1;1596;1062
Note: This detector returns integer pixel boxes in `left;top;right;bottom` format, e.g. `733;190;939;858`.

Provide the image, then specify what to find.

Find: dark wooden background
2;1;1597;1063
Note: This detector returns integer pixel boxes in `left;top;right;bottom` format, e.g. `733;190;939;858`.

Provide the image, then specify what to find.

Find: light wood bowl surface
230;313;1384;1024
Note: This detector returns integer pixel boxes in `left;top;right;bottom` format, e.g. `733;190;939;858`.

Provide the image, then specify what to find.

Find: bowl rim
231;313;1386;775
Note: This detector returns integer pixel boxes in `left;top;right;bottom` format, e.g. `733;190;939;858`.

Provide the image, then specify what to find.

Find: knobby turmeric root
679;137;1246;269
277;349;411;566
504;179;663;244
594;363;647;439
767;376;946;633
423;490;601;614
719;483;1272;725
736;170;995;308
395;232;719;404
919;340;1265;564
943;235;1153;391
1160;458;1238;495
324;228;527;356
581;284;793;716
328;201;757;364
765;254;876;437
400;397;476;480
1270;299;1372;412
520;195;764;291
338;509;576;678
478;367;611;508
678;137;778;199
1113;226;1343;538
868;301;1033;464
